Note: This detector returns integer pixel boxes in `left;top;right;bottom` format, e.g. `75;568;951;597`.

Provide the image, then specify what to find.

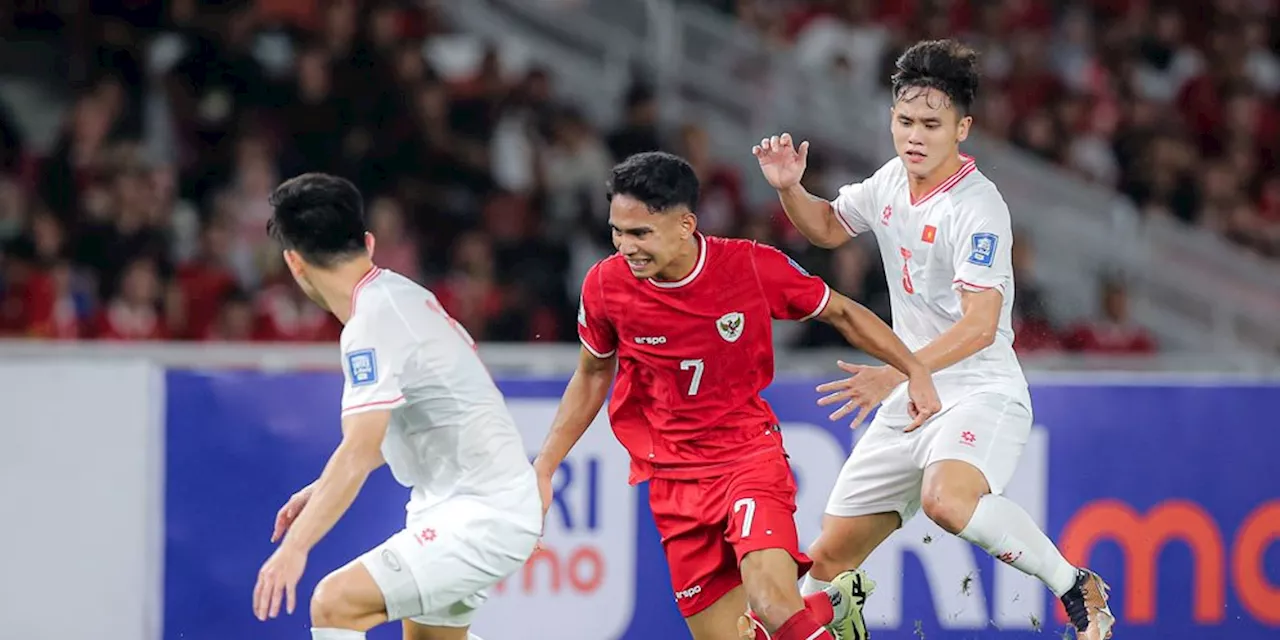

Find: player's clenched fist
752;132;810;190
903;370;942;431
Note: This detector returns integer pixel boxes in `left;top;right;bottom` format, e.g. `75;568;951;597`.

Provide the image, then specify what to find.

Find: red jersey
578;234;831;484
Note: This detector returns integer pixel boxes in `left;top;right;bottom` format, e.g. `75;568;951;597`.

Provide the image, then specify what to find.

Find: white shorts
359;478;541;627
824;392;1032;523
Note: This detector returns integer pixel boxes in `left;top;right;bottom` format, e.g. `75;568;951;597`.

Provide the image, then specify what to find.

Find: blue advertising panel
163;371;1279;639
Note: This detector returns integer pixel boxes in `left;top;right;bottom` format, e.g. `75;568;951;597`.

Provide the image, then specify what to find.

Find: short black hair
891;39;980;115
267;173;367;268
606;152;700;213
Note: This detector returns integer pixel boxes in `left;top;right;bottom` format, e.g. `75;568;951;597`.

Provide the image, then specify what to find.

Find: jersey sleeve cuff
341;395;407;417
799;284;832;321
580;336;616;359
830;204;860;237
952;278;1007;293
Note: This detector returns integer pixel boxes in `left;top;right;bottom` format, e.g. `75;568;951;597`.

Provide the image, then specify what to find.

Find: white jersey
339;268;535;509
831;155;1030;427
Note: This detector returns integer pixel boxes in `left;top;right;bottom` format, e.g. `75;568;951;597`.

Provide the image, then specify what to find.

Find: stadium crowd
0;0;1164;353
715;0;1280;256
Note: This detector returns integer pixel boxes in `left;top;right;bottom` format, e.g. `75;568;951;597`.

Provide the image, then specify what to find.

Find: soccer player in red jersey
533;151;941;640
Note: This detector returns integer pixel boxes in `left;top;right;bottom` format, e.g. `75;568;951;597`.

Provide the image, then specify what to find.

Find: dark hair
891;39;980;115
267;173;367;268
606;152;700;213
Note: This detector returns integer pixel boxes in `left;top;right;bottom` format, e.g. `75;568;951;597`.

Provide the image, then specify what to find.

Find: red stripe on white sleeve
341;395;406;416
952;279;998;292
831;206;859;237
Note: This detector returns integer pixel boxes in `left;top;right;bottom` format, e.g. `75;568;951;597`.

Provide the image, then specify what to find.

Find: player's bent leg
922;459;1114;638
922;457;1074;586
738;548;835;640
805;512;900;583
311;559;391;635
739;548;805;629
798;512;897;640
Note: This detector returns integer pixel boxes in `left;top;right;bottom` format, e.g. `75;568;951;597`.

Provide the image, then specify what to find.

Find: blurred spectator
204;288;257;341
679;123;748;236
605;83;663;162
367;196;422;283
1010;232;1062;353
540;106;612;238
434;230;503;341
173;217;239;340
1062;277;1157;354
93;256;166;341
791;0;890;93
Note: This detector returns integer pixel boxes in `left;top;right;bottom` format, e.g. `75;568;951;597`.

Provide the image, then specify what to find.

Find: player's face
282;249;331;311
608;194;696;279
891;86;972;178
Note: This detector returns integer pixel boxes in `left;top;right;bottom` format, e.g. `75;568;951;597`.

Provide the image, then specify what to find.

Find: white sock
802;573;854;621
958;494;1079;596
311;629;365;640
800;574;831;596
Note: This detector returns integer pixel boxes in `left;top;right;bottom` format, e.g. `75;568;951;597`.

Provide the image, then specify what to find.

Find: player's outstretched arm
277;410;389;554
532;348;616;511
254;410;388;620
818;291;928;379
753;133;850;249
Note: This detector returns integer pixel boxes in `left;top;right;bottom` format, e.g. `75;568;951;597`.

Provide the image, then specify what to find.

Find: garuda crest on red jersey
716;312;745;343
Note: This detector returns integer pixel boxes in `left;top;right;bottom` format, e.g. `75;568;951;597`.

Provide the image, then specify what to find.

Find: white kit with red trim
829;154;1030;427
339;267;537;509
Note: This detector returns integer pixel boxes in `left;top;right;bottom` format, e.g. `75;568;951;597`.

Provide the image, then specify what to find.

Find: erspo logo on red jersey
473;400;636;640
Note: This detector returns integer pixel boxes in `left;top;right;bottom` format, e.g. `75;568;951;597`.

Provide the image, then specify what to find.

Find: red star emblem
415;528;438;545
961;431;976;444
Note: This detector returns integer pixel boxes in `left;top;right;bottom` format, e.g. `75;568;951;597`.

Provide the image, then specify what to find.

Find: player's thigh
921;393;1032;496
649;476;744;619
312;557;391;630
684;584;750;640
825;417;924;522
808;511;901;575
402;619;470;640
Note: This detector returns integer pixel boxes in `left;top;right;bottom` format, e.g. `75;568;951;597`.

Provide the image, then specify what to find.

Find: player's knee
806;538;845;581
310;574;357;629
920;487;978;534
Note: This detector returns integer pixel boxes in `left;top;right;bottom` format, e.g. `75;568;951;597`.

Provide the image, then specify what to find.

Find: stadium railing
443;0;1280;359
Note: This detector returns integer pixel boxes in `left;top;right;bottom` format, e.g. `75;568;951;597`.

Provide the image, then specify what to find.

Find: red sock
775;609;834;640
743;597;835;640
804;591;835;625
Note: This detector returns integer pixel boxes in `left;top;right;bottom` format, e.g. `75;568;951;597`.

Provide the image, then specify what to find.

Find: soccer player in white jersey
250;173;541;640
751;40;1115;640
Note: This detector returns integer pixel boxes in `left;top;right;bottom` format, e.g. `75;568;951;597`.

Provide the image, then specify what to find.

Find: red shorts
648;453;812;617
